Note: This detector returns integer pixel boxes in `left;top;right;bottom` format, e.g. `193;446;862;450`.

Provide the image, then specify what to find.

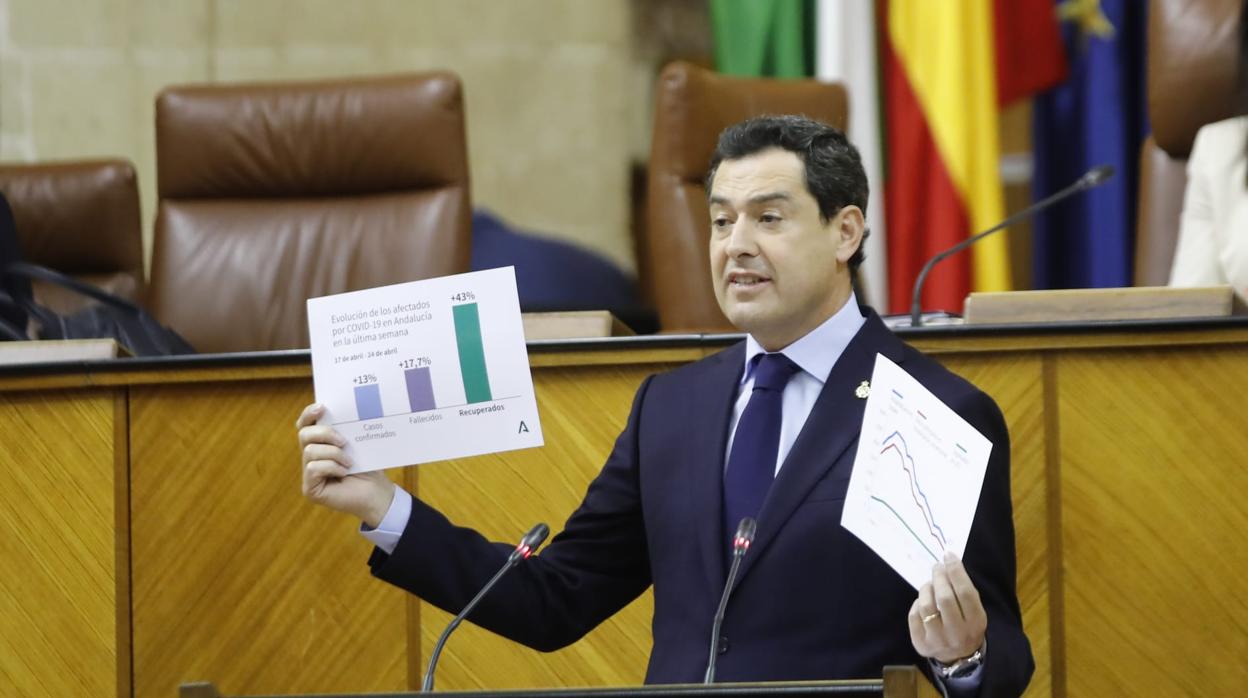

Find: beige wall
0;0;643;272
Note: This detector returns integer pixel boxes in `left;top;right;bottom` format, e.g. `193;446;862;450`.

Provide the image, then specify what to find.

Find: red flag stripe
883;39;972;315
993;0;1068;108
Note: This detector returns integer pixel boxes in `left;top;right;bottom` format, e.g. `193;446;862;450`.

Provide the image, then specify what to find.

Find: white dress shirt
725;292;866;472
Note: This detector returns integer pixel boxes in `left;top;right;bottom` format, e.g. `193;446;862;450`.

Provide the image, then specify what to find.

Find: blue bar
354;383;383;421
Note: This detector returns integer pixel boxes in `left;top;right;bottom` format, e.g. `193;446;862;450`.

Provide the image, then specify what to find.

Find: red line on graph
880;442;945;551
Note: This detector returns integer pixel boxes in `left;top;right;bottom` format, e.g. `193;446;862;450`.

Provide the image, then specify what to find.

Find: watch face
948;662;978;679
942;650;983;679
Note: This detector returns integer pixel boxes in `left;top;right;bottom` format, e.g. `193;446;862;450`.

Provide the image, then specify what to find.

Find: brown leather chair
0;160;144;313
644;61;848;333
150;73;472;353
1134;0;1242;286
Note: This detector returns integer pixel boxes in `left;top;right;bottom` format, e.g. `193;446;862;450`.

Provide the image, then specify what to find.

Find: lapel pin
855;381;870;399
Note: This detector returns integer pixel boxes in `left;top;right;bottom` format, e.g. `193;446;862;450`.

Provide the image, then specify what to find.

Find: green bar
452;303;492;403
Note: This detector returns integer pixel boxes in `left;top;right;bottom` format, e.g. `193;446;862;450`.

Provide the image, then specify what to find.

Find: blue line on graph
891;389;904;399
881;431;948;549
880;441;945;551
869;495;939;563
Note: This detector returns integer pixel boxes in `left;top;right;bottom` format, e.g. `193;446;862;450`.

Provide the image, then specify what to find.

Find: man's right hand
297;403;395;528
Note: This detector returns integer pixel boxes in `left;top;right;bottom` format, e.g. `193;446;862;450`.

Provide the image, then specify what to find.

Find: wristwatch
934;646;984;679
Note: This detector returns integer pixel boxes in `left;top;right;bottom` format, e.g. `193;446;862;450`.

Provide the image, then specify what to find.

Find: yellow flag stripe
888;0;1011;291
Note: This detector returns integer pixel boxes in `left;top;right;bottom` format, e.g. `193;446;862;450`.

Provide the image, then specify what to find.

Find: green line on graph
869;495;939;563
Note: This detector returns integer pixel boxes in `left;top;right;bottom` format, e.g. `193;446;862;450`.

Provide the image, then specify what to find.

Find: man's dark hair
706;114;871;271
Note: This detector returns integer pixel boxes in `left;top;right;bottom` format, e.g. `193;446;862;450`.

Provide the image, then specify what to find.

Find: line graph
880;431;947;551
840;353;993;590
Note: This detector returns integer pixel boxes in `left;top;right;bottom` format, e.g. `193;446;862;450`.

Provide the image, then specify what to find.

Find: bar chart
342;301;499;422
308;266;543;473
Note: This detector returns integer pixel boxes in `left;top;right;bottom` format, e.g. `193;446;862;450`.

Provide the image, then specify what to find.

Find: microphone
703;517;757;684
421;522;550;692
909;164;1115;327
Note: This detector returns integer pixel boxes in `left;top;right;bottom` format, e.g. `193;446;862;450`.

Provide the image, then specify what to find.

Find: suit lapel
732;311;906;589
690;342;746;590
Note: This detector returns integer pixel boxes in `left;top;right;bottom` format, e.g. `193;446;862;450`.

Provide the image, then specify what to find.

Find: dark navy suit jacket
370;311;1034;696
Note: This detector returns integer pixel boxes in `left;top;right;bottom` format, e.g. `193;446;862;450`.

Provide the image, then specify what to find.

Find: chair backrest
150;73;472;353
1134;135;1190;286
1135;0;1242;285
0;160;144;313
644;61;848;333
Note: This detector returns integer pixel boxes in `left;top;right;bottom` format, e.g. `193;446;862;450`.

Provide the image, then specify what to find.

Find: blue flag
1032;0;1150;289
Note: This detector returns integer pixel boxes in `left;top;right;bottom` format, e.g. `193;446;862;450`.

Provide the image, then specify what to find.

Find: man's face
708;147;860;350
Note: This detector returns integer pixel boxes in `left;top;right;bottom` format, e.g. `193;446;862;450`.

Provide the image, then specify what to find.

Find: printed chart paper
307;267;543;473
841;354;992;590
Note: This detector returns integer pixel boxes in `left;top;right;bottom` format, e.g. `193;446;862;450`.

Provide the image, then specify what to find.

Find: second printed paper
306;267;543;473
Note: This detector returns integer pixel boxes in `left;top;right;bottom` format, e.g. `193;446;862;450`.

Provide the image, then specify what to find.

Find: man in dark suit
297;115;1033;696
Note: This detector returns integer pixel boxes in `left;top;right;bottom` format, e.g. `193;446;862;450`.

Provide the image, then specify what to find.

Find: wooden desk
2;318;1246;697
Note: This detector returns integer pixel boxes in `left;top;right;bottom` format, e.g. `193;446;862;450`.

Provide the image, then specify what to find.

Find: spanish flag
882;1;1064;313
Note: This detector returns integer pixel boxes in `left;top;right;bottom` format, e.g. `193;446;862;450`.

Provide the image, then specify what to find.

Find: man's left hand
908;551;987;664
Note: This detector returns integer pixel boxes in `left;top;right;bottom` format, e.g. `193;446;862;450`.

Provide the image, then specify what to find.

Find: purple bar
405;366;436;412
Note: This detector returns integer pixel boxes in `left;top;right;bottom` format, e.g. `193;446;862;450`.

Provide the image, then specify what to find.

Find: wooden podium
179;665;939;698
2;315;1247;697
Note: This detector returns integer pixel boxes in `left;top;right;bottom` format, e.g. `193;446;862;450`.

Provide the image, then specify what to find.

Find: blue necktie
722;352;801;552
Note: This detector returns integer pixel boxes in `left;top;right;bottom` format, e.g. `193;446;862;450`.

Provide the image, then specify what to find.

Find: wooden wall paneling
404;464;423;690
528;347;710;368
128;379;410;698
1040;357;1065;698
418;363;672;690
0;363;314;394
909;325;1248;356
934;353;1051;698
0;388;122;696
1058;346;1248;695
116;390;133;698
8;325;1244;697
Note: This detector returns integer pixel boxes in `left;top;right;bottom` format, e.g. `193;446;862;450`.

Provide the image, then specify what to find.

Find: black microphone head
515;523;550;559
1081;165;1115;188
732;517;757;552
